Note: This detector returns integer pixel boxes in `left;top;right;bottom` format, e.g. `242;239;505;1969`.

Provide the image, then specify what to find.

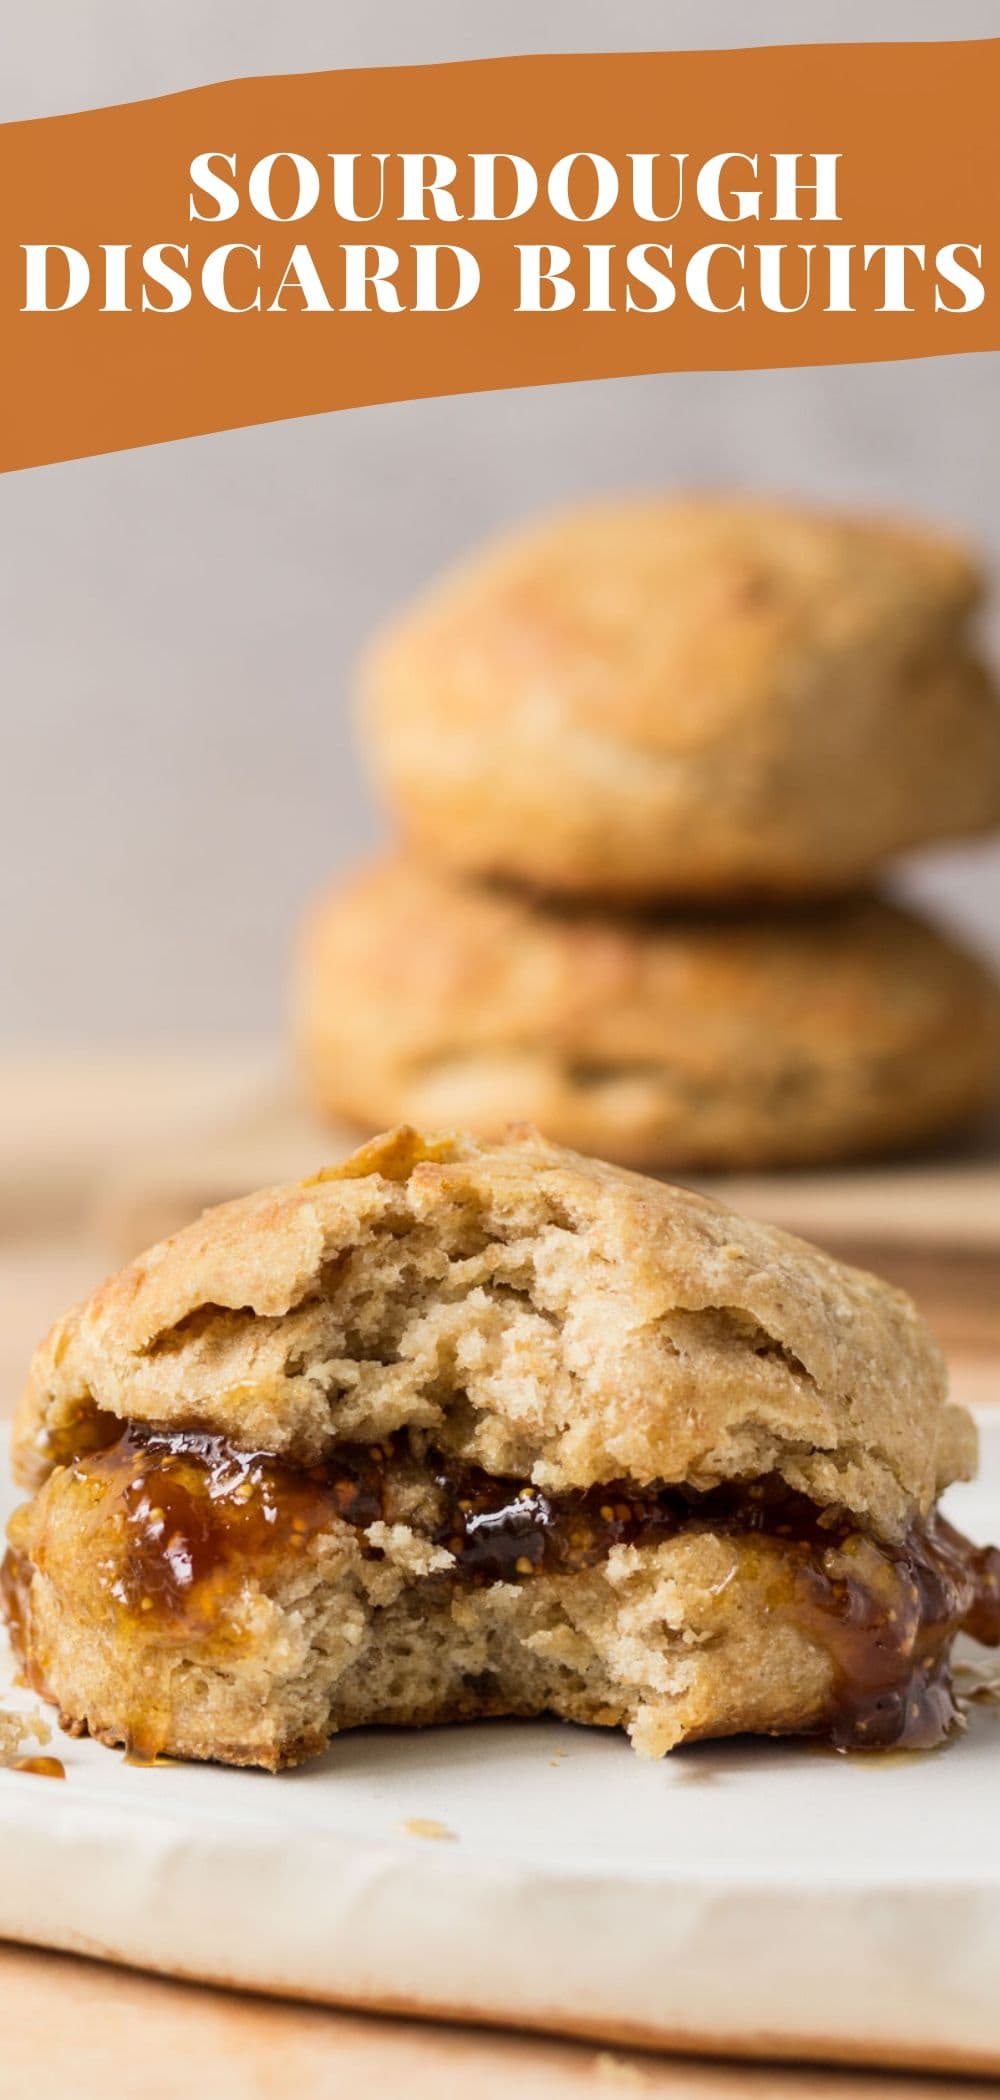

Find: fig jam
4;1422;999;1754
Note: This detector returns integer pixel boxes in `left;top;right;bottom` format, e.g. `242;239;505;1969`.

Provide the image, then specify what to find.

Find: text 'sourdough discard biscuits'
5;1128;999;1769
295;858;1000;1170
362;496;1000;898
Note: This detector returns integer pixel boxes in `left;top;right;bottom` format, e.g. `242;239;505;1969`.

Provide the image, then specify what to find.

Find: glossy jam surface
431;1459;1000;1751
75;1426;385;1623
782;1508;1000;1750
4;1422;1000;1755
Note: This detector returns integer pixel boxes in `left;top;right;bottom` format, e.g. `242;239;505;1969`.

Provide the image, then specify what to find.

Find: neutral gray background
2;0;998;1044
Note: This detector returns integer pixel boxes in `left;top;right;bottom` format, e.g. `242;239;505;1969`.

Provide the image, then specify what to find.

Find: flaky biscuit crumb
0;1706;51;1765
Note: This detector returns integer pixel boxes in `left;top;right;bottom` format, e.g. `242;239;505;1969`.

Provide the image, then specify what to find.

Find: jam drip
4;1422;999;1755
431;1459;1000;1751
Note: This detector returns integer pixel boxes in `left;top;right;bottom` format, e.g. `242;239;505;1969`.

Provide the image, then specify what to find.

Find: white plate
1;1421;999;2073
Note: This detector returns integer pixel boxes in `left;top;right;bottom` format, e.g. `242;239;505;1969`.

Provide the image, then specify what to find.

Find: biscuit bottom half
4;1423;999;1770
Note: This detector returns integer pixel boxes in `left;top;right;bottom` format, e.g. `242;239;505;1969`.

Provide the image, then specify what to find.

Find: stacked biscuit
296;496;1000;1169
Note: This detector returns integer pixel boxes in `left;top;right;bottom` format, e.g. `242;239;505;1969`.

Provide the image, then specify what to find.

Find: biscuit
5;1128;997;1769
361;496;1000;896
295;858;1000;1170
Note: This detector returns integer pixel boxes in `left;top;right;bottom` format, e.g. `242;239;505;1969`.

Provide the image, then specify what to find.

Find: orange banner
1;40;998;471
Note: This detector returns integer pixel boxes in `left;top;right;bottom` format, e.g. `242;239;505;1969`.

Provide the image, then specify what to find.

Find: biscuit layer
362;495;1000;896
13;1129;973;1537
6;1421;999;1768
296;860;1000;1169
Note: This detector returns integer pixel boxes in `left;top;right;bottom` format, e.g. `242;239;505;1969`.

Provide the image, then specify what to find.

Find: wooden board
4;1943;996;2100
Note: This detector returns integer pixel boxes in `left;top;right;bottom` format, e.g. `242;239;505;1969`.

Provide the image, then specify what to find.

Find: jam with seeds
76;1426;385;1623
3;1422;999;1755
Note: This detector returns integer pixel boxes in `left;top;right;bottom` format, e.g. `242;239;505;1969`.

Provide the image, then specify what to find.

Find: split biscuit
5;1128;998;1769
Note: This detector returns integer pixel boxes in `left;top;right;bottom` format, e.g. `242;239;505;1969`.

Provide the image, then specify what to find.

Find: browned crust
295;860;1000;1170
362;493;1000;897
11;1124;969;1540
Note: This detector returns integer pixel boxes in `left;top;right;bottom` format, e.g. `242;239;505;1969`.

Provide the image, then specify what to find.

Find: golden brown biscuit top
13;1127;973;1540
364;494;984;751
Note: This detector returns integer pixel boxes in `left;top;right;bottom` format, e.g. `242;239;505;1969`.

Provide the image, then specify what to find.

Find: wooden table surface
1;1054;997;2098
